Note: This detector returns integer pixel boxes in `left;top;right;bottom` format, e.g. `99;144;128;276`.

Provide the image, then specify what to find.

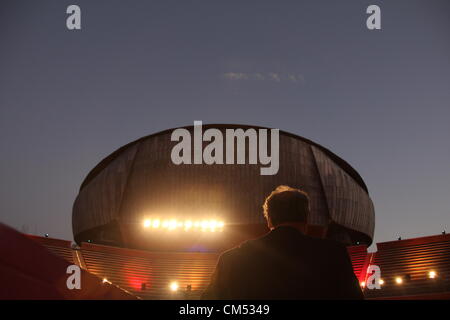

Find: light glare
185;220;193;230
143;218;224;232
169;220;177;230
143;219;151;228
169;282;178;292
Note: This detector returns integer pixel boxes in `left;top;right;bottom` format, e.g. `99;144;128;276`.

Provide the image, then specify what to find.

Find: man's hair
263;185;310;227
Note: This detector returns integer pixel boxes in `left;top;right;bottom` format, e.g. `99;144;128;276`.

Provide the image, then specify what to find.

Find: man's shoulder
304;236;352;267
218;235;268;262
312;236;346;249
308;236;348;254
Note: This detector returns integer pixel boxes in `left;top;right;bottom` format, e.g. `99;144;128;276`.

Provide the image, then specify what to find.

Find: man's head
263;185;310;230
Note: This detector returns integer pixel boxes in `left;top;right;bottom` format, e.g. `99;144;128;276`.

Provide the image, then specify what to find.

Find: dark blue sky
1;1;449;248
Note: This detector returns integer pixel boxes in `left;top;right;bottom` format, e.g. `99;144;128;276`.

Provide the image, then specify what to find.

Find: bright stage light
143;218;224;232
428;271;437;279
395;277;403;284
143;219;151;228
169;281;179;292
169;219;177;230
152;219;160;228
184;220;193;230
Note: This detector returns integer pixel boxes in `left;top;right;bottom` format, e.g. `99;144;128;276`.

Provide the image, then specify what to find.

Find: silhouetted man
202;185;364;300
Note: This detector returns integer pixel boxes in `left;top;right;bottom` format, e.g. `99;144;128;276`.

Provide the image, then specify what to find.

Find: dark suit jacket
202;226;364;300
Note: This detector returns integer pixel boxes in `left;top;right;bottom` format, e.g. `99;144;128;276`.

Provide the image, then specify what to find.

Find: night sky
1;1;449;249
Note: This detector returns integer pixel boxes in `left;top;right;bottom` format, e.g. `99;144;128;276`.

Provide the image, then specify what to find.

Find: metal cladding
73;124;375;250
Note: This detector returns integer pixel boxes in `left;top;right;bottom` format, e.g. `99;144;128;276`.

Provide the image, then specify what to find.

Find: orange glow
428;271;437;279
122;262;153;291
360;281;365;287
379;279;384;285
395;277;403;284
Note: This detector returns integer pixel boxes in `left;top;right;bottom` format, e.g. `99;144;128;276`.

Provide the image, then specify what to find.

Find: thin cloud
223;72;249;80
268;73;281;82
222;72;304;84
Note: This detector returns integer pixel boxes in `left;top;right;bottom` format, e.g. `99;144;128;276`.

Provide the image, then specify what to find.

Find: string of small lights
143;218;225;232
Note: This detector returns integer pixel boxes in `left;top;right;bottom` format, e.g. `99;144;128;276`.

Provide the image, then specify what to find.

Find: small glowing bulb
152;219;160;228
169;219;177;230
429;271;437;279
185;220;193;230
143;219;151;228
201;221;209;229
169;282;178;292
395;277;403;284
360;281;365;287
102;278;109;284
379;279;384;285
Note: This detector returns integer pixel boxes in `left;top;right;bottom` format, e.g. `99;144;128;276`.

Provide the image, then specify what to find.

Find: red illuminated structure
0;223;136;300
349;233;450;299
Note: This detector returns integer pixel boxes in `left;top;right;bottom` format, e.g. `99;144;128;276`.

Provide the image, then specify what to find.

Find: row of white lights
360;270;437;287
143;218;225;232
